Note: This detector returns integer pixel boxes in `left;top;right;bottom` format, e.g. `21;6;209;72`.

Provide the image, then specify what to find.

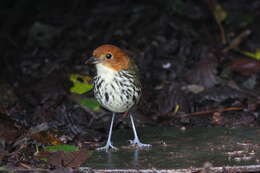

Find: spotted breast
94;63;141;113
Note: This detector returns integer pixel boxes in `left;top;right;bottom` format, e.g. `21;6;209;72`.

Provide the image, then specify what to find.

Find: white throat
95;63;116;81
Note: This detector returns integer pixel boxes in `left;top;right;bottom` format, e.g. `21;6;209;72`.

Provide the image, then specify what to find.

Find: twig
204;0;227;44
222;29;251;53
175;101;260;118
173;106;244;118
217;19;226;45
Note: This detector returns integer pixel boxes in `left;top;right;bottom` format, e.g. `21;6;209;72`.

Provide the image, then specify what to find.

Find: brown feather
93;44;130;71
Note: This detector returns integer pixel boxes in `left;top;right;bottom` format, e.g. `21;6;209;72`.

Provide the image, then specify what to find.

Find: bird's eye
106;53;112;59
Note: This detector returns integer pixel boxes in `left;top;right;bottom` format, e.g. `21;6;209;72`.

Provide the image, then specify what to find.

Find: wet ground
87;127;260;169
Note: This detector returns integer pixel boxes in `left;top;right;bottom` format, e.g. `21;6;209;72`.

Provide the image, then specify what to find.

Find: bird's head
87;44;130;72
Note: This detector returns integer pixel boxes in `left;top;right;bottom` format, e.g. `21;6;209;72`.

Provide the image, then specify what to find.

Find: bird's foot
96;142;118;152
129;138;151;148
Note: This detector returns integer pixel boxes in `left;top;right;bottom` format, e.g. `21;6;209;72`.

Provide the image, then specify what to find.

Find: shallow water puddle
85;127;260;169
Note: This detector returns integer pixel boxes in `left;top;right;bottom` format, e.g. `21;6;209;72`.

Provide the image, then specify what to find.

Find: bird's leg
129;113;151;148
96;113;118;152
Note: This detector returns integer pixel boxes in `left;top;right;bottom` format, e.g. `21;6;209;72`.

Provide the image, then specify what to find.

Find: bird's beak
85;56;99;64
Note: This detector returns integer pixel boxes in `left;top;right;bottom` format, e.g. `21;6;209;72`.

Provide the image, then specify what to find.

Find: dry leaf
31;131;61;145
36;148;91;168
230;58;260;76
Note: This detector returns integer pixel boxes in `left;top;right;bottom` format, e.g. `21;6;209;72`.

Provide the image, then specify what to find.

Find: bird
86;44;151;152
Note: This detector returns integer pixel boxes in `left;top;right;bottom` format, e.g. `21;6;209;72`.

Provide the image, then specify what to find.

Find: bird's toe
96;143;118;152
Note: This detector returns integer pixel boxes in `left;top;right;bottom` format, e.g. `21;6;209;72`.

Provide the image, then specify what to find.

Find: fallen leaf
45;144;79;153
79;98;100;111
37;148;91;168
230;58;260;76
31;132;61;145
239;48;260;60
69;74;93;94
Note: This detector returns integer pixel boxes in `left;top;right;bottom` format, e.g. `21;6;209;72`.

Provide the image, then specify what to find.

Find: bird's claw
96;142;118;152
128;139;152;148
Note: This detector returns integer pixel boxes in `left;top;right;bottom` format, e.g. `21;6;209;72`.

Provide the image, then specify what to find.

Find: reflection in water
105;149;140;168
86;128;260;169
133;149;139;167
106;151;114;168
